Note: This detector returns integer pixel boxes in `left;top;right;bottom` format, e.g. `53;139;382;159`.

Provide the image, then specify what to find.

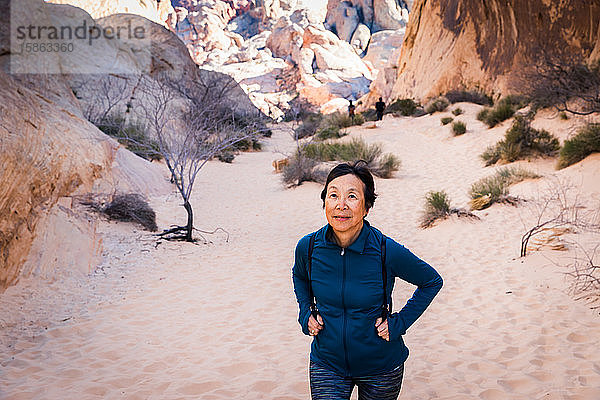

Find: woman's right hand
308;314;324;336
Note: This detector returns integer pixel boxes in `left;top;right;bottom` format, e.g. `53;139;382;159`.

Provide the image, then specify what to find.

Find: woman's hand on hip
308;314;324;336
375;317;389;341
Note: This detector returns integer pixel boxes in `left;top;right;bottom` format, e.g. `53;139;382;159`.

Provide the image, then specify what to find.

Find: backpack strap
307;232;317;317
380;234;390;321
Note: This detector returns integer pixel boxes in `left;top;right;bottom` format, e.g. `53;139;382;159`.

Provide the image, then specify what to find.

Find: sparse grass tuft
420;191;451;228
469;166;539;210
95;114;162;161
424;96;450;114
282;153;322;186
557;123;600;169
452;121;467;135
302;138;400;178
452;108;464;116
559;111;569;120
441;117;454;125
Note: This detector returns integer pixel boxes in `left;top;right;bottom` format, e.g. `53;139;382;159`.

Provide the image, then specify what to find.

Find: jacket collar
323;219;371;254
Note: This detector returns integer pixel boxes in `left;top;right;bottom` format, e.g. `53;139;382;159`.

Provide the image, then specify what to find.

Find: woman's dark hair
320;160;377;210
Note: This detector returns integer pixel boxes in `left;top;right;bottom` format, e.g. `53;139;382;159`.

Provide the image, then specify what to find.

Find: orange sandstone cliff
385;0;600;102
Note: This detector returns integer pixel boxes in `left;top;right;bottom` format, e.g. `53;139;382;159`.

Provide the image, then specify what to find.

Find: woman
292;161;443;400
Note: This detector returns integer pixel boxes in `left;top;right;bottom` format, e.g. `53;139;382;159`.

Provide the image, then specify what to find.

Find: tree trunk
183;201;193;242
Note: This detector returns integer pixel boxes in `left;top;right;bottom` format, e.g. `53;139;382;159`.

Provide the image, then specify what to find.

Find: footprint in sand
566;332;587;343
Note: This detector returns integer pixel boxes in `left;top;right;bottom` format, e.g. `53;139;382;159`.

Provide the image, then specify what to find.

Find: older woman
292;161;443;400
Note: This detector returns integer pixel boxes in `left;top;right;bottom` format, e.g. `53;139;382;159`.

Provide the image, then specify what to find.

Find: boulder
266;17;304;58
350;23;372;53
325;2;360;42
373;0;409;31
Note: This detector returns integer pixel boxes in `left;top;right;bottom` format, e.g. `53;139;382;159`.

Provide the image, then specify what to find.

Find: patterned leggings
309;361;404;400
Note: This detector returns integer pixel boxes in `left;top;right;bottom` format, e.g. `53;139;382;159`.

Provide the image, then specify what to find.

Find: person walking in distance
375;97;386;121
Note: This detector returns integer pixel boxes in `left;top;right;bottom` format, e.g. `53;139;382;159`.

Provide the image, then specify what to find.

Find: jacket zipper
341;247;349;375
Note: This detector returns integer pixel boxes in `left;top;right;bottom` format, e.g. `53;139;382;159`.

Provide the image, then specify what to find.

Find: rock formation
386;0;600;103
0;0;259;291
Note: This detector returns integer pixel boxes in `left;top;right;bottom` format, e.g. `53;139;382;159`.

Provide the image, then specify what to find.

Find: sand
1;104;600;399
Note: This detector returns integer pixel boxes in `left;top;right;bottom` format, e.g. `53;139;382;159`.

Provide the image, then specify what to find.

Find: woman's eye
349;194;357;199
329;193;337;198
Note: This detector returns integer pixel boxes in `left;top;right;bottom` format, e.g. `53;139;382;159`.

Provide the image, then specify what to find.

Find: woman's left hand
375;317;389;341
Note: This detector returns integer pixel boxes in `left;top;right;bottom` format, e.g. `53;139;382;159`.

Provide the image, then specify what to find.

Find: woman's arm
385;239;443;341
292;235;314;336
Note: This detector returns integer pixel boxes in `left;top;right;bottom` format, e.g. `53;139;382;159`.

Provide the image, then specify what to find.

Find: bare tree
135;72;266;241
521;52;600;116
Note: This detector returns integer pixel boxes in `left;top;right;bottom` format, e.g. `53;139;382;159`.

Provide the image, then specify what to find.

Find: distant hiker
348;100;356;123
375;97;386;121
292;161;443;400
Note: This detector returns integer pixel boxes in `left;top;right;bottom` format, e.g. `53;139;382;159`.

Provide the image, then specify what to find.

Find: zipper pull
341;248;345;256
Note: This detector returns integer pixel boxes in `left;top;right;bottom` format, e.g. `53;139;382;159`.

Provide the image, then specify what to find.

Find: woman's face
324;173;368;237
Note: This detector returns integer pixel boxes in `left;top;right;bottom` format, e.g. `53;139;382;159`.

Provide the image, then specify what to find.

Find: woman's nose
335;199;348;209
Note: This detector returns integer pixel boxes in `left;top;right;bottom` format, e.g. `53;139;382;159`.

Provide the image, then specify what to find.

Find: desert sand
1;105;600;399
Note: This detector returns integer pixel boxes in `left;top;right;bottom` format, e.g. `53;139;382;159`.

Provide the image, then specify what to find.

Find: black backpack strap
307;233;318;317
381;234;390;321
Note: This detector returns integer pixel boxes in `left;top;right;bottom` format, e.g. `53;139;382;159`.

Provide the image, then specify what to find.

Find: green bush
477;96;529;128
557;123;600;169
386;98;418;116
469;166;539;210
424;96;450;114
302;138;400;178
361;109;378;122
559;111;569;120
441;117;454;125
452;121;466;135
420;191;451;228
452;108;464;116
480;115;559;166
445;90;493;106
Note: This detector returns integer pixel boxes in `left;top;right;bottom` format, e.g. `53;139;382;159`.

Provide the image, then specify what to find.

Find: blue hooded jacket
292;221;443;377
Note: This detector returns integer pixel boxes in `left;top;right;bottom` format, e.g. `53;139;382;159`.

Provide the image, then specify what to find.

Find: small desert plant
441;117;454;125
424;96;450;114
452;108;464;116
469;166;539;210
559;111;569;120
476;96;529;128
103;193;157;231
294;112;324;139
557;123;600;169
445;89;493;105
452;121;467;135
387;98;418;116
420;191;451;228
360;109;378;121
302;138;400;178
316;125;345;140
481;114;560;166
282;153;321;186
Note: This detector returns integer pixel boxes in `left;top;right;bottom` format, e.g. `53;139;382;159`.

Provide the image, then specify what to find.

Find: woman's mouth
333;216;351;220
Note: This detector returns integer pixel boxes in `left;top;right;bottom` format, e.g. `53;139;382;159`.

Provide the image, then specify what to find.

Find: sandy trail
1;106;600;399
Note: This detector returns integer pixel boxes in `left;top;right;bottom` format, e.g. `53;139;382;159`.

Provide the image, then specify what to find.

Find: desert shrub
469;166;539;210
316;125;344;140
424;96;450;114
452;108;464;116
452;121;466;135
103;193;157;231
477;96;529;128
420;191;451;228
302;138;400;178
95;115;162;161
360;109;378;121
282;153;320;186
480;115;560;165
559;111;569;120
445;89;493;106
441;117;454;125
557;123;600;169
294;112;324;139
386;98;418;116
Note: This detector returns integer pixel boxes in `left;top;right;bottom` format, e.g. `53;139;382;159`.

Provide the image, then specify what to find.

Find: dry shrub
557;123;600;169
103;193;157;231
469;166;539;210
424;96;450;114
